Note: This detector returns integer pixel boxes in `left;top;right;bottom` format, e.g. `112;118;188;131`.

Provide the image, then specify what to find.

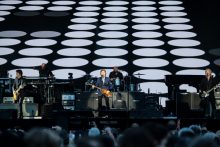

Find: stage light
53;58;89;67
57;48;91;56
61;39;93;47
94;48;128;56
30;31;61;38
25;39;57;46
12;57;48;67
19;48;53;56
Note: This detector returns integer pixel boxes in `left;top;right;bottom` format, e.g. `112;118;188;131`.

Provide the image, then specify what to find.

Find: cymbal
133;73;145;75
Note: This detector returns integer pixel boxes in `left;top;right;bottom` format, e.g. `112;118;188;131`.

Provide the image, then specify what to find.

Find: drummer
109;67;124;91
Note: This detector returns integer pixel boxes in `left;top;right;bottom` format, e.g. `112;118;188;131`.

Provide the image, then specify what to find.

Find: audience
0;121;220;147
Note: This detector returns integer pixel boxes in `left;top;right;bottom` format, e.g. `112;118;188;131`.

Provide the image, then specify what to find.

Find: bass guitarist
199;68;217;118
92;69;113;110
12;69;26;118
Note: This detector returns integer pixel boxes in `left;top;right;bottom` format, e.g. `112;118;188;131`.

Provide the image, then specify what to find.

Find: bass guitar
200;83;220;98
86;83;112;97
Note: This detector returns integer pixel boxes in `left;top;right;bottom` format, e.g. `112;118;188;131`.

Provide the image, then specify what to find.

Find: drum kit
85;73;145;92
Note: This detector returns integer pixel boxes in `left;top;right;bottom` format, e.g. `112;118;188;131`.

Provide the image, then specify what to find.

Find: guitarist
12;70;26;118
199;68;217;118
92;69;113;110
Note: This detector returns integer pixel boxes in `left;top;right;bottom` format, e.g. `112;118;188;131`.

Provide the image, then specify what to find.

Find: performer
38;63;53;77
93;69;113;110
109;67;123;91
12;70;26;118
199;68;217;118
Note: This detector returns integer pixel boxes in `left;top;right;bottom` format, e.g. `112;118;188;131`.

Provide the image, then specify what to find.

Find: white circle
61;39;93;47
52;1;76;5
26;1;49;5
168;39;200;47
0;47;14;55
166;31;197;38
106;1;129;5
30;31;61;38
68;24;96;30
0;38;20;46
170;48;205;57
74;12;99;17
12;58;48;67
0;17;5;22
132;24;161;30
176;69;205;75
179;84;197;93
132;1;156;5
57;48;91;56
0;0;22;5
90;69;128;77
25;39;57;46
132;31;162;38
162;18;190;23
100;24;128;30
133;48;166;57
164;24;193;30
133;39;164;47
94;48;128;56
132;18;159;23
159;1;183;5
52;69;86;79
76;6;100;11
132;6;156;11
101;18;128;23
0;58;7;65
133;69;171;80
161;12;187;17
133;58;169;67
47;6;72;11
0;5;15;10
92;58;128;67
103;6;128;11
19;6;44;11
71;18;98;23
173;58;210;68
0;30;26;37
0;11;10;16
102;12;128;17
19;48;53;56
139;82;168;93
65;31;95;38
8;69;39;78
159;6;184;11
98;31;128;38
96;39;128;47
132;12;157;17
79;1;102;5
53;58;89;67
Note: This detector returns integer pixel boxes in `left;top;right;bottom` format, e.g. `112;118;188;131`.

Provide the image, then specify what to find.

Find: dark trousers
98;95;110;110
204;96;216;118
16;90;25;118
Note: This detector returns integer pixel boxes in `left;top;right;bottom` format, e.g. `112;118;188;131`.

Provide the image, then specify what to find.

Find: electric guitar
13;85;23;101
86;83;112;97
200;83;220;98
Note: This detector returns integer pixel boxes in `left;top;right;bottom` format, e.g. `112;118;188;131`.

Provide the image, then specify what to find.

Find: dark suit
95;77;112;110
200;76;217;118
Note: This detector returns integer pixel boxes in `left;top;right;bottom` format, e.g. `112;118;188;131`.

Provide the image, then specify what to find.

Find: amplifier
3;97;14;103
23;97;34;103
0;103;38;117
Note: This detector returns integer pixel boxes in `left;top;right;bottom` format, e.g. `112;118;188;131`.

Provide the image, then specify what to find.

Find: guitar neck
87;84;101;90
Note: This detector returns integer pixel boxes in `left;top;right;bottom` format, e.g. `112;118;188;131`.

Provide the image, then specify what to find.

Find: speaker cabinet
0;103;38;117
179;93;201;110
128;92;146;110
